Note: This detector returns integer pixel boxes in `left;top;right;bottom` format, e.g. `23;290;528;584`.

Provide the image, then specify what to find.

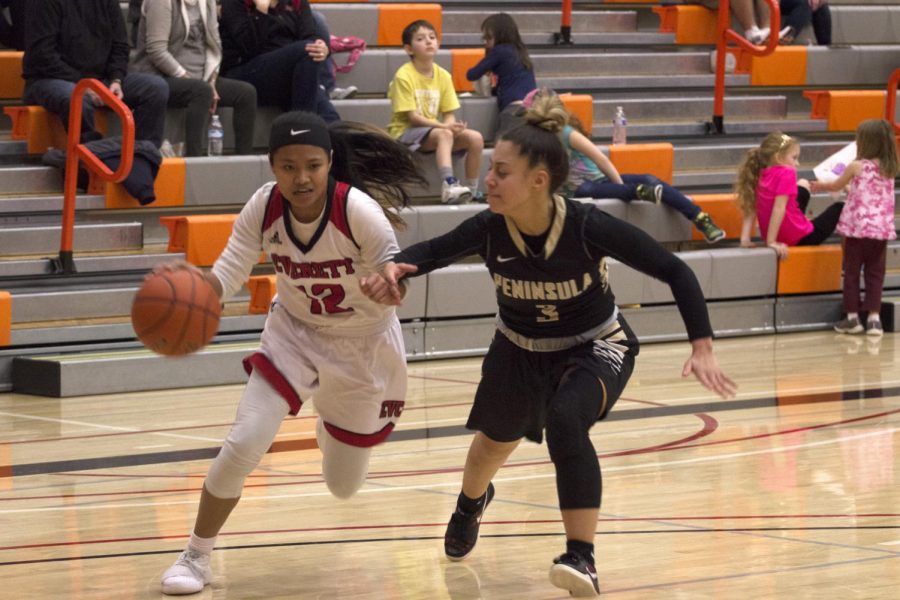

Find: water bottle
612;106;627;145
207;115;224;157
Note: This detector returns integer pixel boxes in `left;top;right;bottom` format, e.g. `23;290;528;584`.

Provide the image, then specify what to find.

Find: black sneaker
549;552;600;597
693;212;725;243
444;482;494;561
636;183;663;204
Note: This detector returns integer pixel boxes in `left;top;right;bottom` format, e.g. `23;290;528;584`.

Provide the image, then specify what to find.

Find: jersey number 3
296;284;353;315
536;304;559;323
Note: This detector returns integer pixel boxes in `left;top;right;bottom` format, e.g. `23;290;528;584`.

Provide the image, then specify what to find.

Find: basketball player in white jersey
158;112;425;595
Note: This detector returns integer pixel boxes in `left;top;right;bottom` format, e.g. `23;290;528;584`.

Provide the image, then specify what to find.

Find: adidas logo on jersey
268;231;282;245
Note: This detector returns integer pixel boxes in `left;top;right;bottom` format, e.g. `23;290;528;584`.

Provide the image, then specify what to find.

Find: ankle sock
188;532;216;555
439;166;454;181
464;179;478;191
847;312;859;321
567;539;595;565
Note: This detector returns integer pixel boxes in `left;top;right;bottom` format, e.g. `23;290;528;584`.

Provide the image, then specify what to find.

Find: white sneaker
329;85;358;100
161;549;212;595
441;180;473;205
709;49;736;73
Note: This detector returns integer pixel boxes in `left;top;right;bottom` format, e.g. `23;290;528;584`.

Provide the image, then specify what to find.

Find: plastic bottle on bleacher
207;115;224;157
612;106;627;145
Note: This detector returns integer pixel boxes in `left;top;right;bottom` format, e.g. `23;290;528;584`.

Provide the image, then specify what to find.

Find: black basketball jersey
395;196;712;341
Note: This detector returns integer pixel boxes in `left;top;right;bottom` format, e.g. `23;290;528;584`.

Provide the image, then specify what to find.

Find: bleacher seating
1;0;899;395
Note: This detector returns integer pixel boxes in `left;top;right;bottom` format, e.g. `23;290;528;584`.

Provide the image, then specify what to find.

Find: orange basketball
131;269;221;356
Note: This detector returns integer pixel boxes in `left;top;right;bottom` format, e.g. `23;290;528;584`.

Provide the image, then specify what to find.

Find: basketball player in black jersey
361;94;736;597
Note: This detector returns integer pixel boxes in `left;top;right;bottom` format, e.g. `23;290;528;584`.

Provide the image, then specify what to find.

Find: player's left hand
682;337;736;399
360;272;401;305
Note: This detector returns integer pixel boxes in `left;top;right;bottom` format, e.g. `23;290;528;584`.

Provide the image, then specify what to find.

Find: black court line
6;383;900;478
2;526;899;567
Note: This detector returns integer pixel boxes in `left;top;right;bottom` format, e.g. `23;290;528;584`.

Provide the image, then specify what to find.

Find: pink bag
329;35;367;74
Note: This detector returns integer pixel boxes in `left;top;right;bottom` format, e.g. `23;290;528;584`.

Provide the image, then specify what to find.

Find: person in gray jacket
133;0;257;156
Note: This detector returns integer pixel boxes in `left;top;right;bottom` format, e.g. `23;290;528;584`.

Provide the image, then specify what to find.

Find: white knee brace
316;419;372;499
205;372;290;499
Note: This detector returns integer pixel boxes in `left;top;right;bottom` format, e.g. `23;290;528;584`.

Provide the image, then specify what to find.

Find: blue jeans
23;72;168;146
574;173;701;221
312;10;335;92
225;40;339;122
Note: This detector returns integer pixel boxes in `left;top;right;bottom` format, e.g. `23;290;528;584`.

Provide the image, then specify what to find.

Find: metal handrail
57;78;135;275
711;0;781;134
886;68;900;137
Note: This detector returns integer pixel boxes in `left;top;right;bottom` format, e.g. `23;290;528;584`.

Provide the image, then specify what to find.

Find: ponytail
500;90;569;193
328;121;426;229
734;148;762;216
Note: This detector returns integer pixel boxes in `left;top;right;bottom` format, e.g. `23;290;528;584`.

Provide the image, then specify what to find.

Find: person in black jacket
0;0;25;49
219;0;338;122
22;0;168;146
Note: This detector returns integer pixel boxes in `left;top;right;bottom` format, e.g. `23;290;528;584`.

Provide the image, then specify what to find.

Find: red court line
2;513;896;553
0;411;716;500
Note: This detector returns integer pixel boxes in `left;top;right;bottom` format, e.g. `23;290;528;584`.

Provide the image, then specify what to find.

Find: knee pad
205;372;288;498
545;369;603;464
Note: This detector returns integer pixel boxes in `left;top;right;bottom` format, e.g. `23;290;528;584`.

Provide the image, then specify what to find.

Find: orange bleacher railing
887;68;900;141
711;0;780;134
56;79;135;275
555;0;573;45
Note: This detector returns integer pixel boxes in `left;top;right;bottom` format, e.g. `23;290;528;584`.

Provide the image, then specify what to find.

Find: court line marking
0;410;221;443
0;427;892;515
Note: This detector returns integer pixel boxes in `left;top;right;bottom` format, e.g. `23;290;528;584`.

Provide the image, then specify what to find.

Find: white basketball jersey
213;180;400;336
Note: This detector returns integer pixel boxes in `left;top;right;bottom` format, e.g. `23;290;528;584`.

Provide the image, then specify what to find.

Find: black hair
500;95;570;193
481;13;533;71
401;20;437;46
327;121;427;229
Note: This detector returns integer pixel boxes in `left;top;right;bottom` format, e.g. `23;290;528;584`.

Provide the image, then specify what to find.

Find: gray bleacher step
10;313;265;348
0;139;27;156
0;251;183;279
0;222;143;255
0;166;62;194
880;297;900;333
829;6;900;44
12;342;258;397
0;193;106;214
532;51;716;76
9;283;253;324
593;96;790;122
673;139;848;171
441;32;675;46
593;118;828;140
538;73;751;90
442;9;638;33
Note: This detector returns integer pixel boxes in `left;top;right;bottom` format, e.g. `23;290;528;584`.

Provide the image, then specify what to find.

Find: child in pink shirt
736;131;844;259
812;119;899;336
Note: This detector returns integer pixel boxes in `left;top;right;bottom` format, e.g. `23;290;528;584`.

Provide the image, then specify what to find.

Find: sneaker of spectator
330;85;358;100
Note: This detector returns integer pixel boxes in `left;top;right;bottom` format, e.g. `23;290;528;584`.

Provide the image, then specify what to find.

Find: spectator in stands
736;131;844;259
778;0;832;45
22;0;168;146
0;0;25;49
466;13;537;136
361;91;736;598
311;10;357;100
388;20;484;205
695;0;771;45
811;119;898;336
524;88;725;243
133;0;258;157
219;0;339;122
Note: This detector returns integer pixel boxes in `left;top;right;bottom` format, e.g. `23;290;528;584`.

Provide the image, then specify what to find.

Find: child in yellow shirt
387;20;484;204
